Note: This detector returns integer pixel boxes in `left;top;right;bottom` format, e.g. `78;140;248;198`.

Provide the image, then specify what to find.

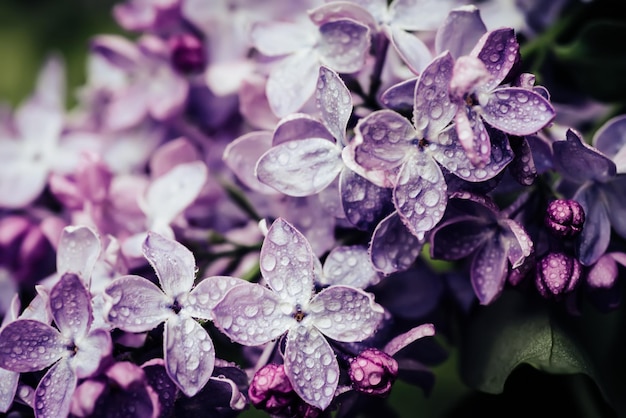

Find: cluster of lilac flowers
1;0;626;417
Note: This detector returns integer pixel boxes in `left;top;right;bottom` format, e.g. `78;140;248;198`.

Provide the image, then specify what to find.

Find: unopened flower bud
535;252;582;298
248;363;295;415
544;199;585;238
349;348;398;396
169;33;205;74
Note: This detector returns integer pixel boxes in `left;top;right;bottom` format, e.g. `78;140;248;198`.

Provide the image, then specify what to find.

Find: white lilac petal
308;2;378;31
251;20;317;56
370;211;424;275
387;25;432;74
449;55;491;100
471;236;509;305
142;232;197;298
15;98;63;151
383;323;435;357
72;328;112;379
471;28;519;90
318;19;370;74
261;218;316;306
454;106;491;167
435;5;487;59
321;246;380;288
33;358;77;418
553;129;616;183
186;276;246;319
430;216;492;260
223;131;279;194
105;275;173;333
575;186;610;266
147;67;189;122
593;114;626;161
284;325;339;410
500;219;533;269
380;78;417;113
104;83;150;131
353;110;415;178
0;320;65;373
33;53;66;110
0;367;18;413
273;114;334;146
281;195;337;257
604;177;626;238
0;158;49;209
309;285;384;342
49;273;92;340
414;51;456;139
212;282;295;346
316;66;352;143
481;87;555;136
255;138;343;197
340;167;393;231
164;314;215;397
393;155;447;240
266;50;319;118
142;161;208;230
390;0;457;31
56;225;101;282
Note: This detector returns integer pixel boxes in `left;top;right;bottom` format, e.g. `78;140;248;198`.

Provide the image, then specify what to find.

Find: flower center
293;306;306;322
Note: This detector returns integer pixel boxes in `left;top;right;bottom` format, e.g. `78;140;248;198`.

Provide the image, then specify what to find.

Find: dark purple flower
169;33;206;74
248;363;295;415
544;199;585;238
535;252;582;299
349;348;398;397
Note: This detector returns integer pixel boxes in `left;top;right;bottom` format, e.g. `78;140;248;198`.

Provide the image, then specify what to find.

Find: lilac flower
429;192;533;304
104;232;240;397
544;198;585;238
348;348;398;396
212;218;385;410
0;273;112;418
248;363;295;415
449;28;555;166
113;0;182;33
535;252;582;300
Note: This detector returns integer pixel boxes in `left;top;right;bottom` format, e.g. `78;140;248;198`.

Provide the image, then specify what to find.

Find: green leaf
553;20;626;102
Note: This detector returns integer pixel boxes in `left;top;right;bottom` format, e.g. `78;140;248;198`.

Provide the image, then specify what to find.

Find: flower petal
316;66;352;143
383;323;435;356
49;273;92;339
284;325;339;410
370;211;424;275
318;19;370;73
72;329;112;379
321;246;380;288
309;285;384;342
553;129;616;183
105;275;172;333
0;367;18;413
388;25;432;74
33;358;77;418
471;236;508;304
576;186;611;266
212;282;295;346
266;51;319;118
56;225;101;282
186;276;245;319
142;232;197;297
272;113;334;146
435;5;486;59
340;167;393;231
454;105;491;167
471;28;519;90
223;131;279;194
164;315;215;397
0;320;65;372
430;216;492;261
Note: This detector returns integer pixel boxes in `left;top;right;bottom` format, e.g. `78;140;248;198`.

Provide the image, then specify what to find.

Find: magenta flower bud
169;33;205;74
544;199;585;238
535;252;582;298
349;348;398;396
248;363;295;415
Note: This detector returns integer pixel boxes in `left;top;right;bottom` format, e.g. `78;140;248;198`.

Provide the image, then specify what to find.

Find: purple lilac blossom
212;218;385;410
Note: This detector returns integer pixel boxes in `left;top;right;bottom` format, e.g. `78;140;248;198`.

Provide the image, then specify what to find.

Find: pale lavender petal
267;51;319;118
390;0;456;30
90;34;140;70
164;315;215;397
34;53;66;109
49;273;92;339
255;138;343;196
308;2;378;30
309;285;384;341
471;28;519;90
380;78;417;113
0;320;65;372
604;177;626;238
142;232;197;297
186;276;246;319
435;5;487;58
450;55;491;100
72;329;112;379
0;367;18;413
321;246;380;288
261;218;316;306
414;51;456;139
33;358;77;418
501;219;533;269
340;167;393;231
454;106;491;167
370;211;424;275
553;129;616;183
273;114;334;146
316;66;352;143
212;282;295;346
383;323;435;356
142;161;208;229
251;21;316;56
223;131;279;194
0;157;49;209
481;87;555;136
56;225;101;282
471;237;508;304
318;19;370;73
15;99;63;149
105;275;172;333
394;155;447;239
593;114;626;160
281;195;337;257
388;25;432;74
576;186;610;266
104;84;149;131
430;216;492;260
147;68;189;121
284;325;339;410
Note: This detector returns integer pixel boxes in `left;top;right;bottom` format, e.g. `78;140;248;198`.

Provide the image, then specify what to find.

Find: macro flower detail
349;348;398;396
544;199;585;238
104;231;240;397
248;363;295;415
535;252;582;299
212;218;385;410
